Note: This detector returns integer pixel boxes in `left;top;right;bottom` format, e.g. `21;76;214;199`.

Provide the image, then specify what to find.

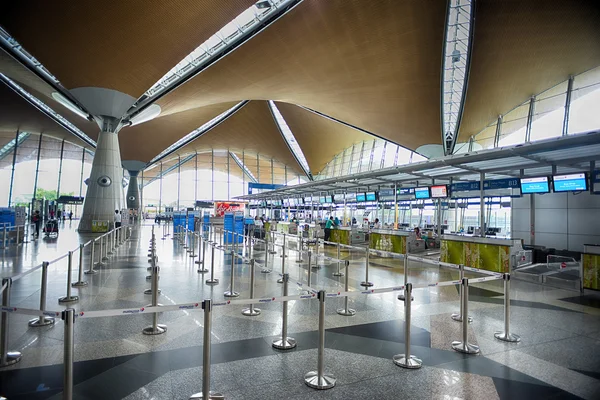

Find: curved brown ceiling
0;82;90;148
118;102;238;163
173;101;305;176
274;102;373;173
0;0;255;97
459;0;600;140
156;0;446;150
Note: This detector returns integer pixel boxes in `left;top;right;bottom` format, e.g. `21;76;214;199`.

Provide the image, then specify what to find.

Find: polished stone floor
1;223;599;399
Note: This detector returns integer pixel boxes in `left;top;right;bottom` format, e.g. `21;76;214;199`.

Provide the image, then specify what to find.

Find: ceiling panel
157;0;447;150
460;0;600;140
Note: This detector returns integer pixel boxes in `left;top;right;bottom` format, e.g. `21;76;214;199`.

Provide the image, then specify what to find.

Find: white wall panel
512;209;531;232
536;192;567;209
567;192;600;209
535;232;569;250
568;234;600;252
568;209;600;235
535;209;568;234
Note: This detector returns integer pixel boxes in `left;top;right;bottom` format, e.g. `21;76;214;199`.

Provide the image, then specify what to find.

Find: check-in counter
440;235;523;273
369;229;409;253
583;244;600;290
329;227;353;245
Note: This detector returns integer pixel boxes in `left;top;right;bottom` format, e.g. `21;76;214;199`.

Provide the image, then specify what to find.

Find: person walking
324;216;334;243
115;210;122;228
68;211;73;221
32;211;41;238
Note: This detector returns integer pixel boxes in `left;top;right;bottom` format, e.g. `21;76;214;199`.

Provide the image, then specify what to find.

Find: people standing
32;211;41;238
324;216;334;242
68;211;73;221
115;210;122;228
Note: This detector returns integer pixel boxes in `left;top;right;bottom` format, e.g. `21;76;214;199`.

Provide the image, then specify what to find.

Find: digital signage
366;192;377;201
414;187;430;199
520;177;550;194
430;185;448;198
553;173;587;192
356;193;366;202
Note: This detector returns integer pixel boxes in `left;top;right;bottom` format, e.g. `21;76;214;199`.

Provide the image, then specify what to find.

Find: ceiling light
129;104;161;126
52;92;88;120
256;1;271;9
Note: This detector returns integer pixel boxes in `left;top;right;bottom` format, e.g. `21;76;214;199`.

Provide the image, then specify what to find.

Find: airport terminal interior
0;1;599;399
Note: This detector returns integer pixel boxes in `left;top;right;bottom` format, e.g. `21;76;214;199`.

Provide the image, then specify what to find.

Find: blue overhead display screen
414;187;430;199
366;192;376;201
356;193;366;202
553;173;587;192
520;177;549;194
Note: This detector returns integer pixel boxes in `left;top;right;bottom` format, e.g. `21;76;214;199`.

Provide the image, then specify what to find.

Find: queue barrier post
108;229;114;255
195;233;204;265
144;248;162;296
72;243;88;287
189;232;196;257
311;239;320;270
85;239;98;275
269;231;276;254
0;278;22;367
242;259;261;316
494;273;520;343
277;235;287;283
393;283;422;368
333;243;343;276
59;251;79;303
296;235;304;263
224;250;239;298
360;247;373;287
304;290;336;390
197;238;209;273
189;299;224;399
398;244;413;301
205;244;219;285
272;273;296;350
261;235;271;273
29;261;56;327
336;261;356;316
451;265;472;323
143;265;167;335
62;308;75;400
451;278;480;354
101;234;108;262
306;251;312;289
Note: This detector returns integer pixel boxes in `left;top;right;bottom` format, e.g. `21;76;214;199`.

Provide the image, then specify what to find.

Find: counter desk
369;229;410;253
583;244;600;290
440;235;523;273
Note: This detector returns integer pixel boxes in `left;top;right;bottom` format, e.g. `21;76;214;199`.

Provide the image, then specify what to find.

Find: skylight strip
0;132;30;161
267;101;311;179
141;0;299;101
0;73;96;148
149;101;248;164
441;0;474;155
230;151;258;183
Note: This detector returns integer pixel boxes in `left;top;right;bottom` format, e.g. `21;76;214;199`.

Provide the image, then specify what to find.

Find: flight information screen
414;187;430;199
553;173;587;192
520;177;549;194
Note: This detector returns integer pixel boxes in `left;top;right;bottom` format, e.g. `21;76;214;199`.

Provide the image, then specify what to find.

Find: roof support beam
143;153;196;187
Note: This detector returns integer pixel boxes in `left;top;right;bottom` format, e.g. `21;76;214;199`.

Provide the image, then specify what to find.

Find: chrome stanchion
393;283;422;368
144;254;162;296
451;265;472;323
336;261;356;316
269;230;276;254
101;234;108;262
277;235;287;283
183;228;189;249
272;273;296;350
296;235;304;263
108;229;114;255
189;299;224;399
206;245;219;285
0;278;22;367
29;262;55;326
59;251;79;303
494;273;520;342
333;243;344;276
452;278;480;354
197;238;209;273
312;239;321;270
261;235;271;273
306;251;312;289
72;244;88;287
224;250;239;297
189;232;196;257
62;308;75;400
195;233;204;264
85;239;98;275
360;247;373;287
143;265;167;335
242;259;261;316
304;290;336;390
398;246;412;301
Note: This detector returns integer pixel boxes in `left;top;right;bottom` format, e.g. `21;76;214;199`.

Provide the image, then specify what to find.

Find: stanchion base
242;307;261;316
333;272;344;277
195;260;204;265
494;331;521;343
451;341;480;354
272;337;297;350
144;289;162;295
224;291;240;298
58;295;79;304
311;265;321;269
451;313;473;323
269;251;277;254
277;278;284;283
28;316;55;327
84;269;98;275
0;351;22;367
101;257;109;261
206;279;219;285
304;371;336;390
336;308;356;316
261;269;271;274
190;254;197;258
397;294;414;301
142;324;167;335
360;281;374;287
393;354;423;369
95;262;105;267
72;281;88;287
189;391;224;399
295;259;304;263
197;268;209;273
